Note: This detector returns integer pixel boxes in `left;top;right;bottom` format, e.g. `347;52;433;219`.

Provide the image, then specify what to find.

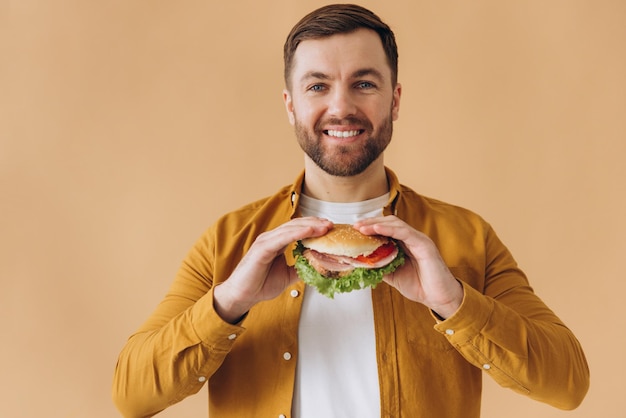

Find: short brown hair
283;4;399;88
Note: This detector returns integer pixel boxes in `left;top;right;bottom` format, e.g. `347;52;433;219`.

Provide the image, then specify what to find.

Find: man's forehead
294;28;383;56
291;29;390;81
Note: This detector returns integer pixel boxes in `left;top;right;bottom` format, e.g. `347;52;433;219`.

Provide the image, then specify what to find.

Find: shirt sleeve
112;232;245;418
433;227;590;410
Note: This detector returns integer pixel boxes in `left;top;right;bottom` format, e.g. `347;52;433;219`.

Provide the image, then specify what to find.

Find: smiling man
113;4;589;418
285;28;399;180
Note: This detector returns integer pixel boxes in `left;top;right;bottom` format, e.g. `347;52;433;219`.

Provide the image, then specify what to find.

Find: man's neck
301;157;389;203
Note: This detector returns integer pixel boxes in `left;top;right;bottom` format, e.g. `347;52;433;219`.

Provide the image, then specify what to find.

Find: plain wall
1;1;624;417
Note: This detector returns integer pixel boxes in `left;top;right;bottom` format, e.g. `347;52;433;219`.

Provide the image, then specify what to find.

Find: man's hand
354;216;464;319
213;217;333;323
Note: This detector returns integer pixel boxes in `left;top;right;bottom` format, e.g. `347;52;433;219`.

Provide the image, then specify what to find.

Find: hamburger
293;224;405;298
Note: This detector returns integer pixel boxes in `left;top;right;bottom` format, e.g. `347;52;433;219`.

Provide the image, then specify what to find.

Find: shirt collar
288;167;402;217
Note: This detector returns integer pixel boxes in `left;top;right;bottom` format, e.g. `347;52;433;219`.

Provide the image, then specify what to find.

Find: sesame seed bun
300;224;389;258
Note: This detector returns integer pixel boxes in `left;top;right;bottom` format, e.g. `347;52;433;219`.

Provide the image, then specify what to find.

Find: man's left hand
354;216;464;319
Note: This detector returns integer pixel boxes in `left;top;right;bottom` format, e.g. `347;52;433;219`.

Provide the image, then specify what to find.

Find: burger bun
300;224;389;258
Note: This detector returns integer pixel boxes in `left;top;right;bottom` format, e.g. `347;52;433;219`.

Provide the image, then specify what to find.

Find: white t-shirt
292;193;389;418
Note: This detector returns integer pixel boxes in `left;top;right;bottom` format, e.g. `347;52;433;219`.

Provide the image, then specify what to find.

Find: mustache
315;116;373;131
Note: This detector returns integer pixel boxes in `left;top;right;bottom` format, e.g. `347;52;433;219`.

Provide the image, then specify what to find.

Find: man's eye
309;84;325;92
356;81;375;89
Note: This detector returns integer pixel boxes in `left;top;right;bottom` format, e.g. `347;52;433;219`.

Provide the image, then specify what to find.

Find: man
113;4;589;417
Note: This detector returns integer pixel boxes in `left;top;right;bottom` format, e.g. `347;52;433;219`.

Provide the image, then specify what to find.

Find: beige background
1;0;624;417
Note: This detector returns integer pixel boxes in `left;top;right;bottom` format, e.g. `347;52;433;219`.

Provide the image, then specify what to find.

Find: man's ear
283;89;295;125
391;83;402;121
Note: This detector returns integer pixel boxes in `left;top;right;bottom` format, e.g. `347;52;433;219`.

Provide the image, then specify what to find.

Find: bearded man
113;4;589;418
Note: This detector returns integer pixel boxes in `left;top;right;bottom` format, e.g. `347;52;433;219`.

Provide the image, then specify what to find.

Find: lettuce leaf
293;241;405;299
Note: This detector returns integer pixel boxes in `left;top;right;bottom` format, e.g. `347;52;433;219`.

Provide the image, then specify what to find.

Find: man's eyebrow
298;68;385;84
299;71;330;83
351;68;385;81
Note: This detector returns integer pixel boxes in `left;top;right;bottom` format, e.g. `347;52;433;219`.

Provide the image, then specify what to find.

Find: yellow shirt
112;168;589;418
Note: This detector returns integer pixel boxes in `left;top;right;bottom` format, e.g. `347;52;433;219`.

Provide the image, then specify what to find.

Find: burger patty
302;246;399;278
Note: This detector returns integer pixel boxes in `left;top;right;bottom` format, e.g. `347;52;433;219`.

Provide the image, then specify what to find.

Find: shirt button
227;333;237;340
198;376;207;382
482;363;491;370
283;352;292;361
445;329;455;335
279;415;287;418
290;289;300;297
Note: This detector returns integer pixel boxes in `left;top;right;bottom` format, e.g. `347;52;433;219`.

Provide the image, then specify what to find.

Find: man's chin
309;151;377;177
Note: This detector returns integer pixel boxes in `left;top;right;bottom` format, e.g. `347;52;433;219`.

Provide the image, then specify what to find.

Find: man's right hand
213;217;333;323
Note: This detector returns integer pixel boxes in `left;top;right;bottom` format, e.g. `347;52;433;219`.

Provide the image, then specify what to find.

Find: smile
324;130;363;138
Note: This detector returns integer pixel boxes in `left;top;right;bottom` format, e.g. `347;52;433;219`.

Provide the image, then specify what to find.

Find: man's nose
327;89;357;119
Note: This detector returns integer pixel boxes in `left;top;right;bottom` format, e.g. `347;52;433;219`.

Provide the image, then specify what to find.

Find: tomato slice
355;242;396;265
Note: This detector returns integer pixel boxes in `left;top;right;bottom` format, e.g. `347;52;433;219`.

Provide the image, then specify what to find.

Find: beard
294;111;394;177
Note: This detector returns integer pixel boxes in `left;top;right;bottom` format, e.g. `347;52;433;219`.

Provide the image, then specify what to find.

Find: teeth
326;130;360;138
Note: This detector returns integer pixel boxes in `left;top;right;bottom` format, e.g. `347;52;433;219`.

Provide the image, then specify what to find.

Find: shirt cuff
190;285;247;352
432;281;494;345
